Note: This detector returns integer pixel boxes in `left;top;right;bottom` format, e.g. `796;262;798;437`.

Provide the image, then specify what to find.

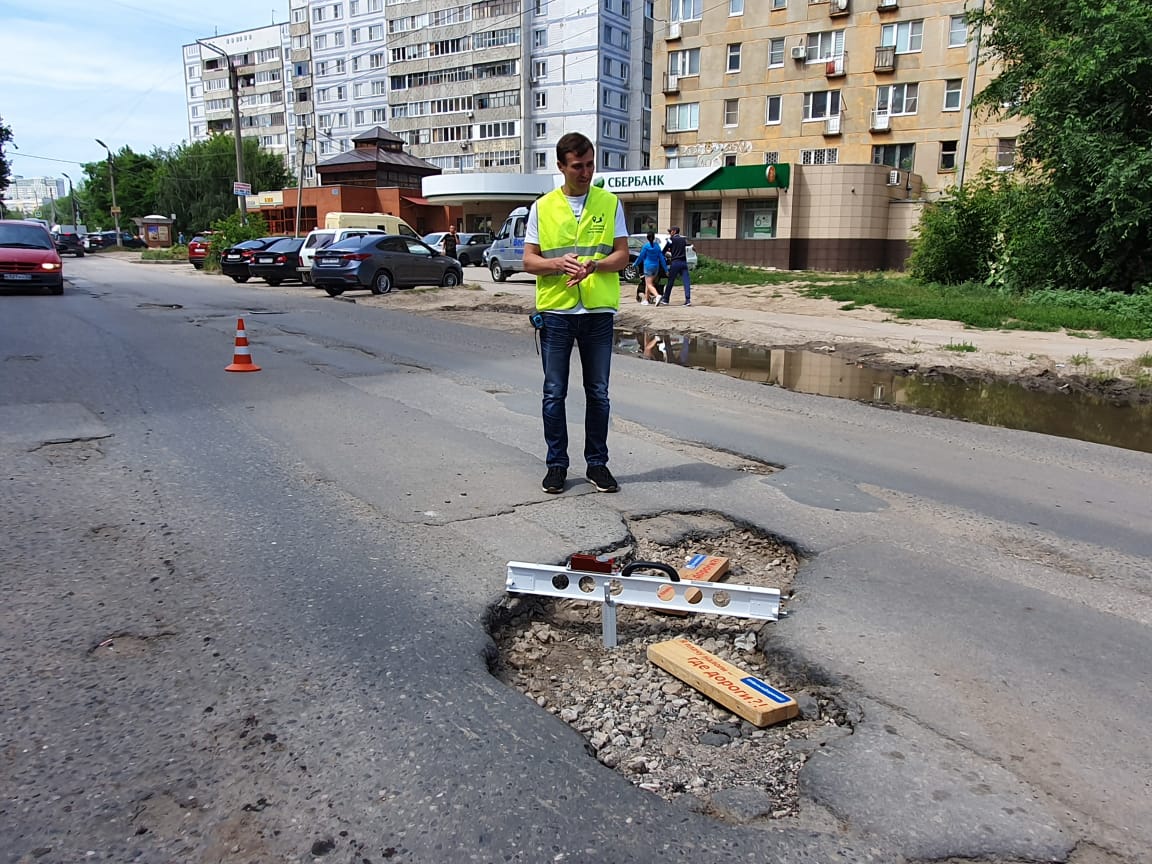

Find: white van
298;228;386;284
486;206;529;282
323;212;418;236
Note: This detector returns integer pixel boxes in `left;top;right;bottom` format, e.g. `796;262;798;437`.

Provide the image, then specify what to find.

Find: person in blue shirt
635;231;667;305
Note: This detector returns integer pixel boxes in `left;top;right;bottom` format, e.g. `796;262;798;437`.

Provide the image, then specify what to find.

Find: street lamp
197;39;247;225
94;138;122;248
61;172;81;229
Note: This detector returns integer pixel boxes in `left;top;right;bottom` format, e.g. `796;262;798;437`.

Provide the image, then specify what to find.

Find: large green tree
0;116;13;217
80;146;158;231
151;134;292;234
972;0;1152;291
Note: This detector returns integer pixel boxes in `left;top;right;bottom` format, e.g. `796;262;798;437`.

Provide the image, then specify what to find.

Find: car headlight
41;262;62;271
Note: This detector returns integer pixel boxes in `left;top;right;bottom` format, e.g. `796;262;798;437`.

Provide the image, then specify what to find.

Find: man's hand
560;253;595;287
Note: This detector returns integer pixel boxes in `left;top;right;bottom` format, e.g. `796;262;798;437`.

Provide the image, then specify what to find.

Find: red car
0;220;64;295
187;232;214;269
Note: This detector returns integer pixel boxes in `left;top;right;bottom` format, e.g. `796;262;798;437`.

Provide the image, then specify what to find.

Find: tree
80;146;158;230
971;0;1152;291
152;134;292;235
0;116;13;218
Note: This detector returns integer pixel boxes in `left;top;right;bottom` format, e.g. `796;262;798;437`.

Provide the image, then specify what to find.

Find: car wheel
265;279;282;287
490;260;506;282
371;271;393;295
301;272;312;285
623;262;639;282
441;270;460;287
231;275;249;283
47;284;64;296
324;286;345;297
192;262;203;270
76;250;85;258
458;254;471;267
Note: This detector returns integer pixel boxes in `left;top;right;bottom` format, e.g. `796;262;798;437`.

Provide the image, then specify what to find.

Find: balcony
825;53;847;77
663;72;680;94
874;45;896;72
666;21;682;40
829;0;849;15
870;110;891;131
824;114;842;136
877;0;897;9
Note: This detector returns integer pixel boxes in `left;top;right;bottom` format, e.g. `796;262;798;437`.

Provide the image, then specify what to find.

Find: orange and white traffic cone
225;317;261;373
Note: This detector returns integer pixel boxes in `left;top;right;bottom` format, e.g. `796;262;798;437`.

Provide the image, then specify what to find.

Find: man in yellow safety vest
523;132;630;494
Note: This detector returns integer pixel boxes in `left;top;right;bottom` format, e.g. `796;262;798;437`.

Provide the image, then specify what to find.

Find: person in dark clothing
661;226;692;306
442;226;458;259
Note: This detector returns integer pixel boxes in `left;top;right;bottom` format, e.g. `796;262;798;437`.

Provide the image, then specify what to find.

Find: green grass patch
942;340;977;352
141;245;188;262
692;257;856;287
802;274;1152;339
1136;352;1152;368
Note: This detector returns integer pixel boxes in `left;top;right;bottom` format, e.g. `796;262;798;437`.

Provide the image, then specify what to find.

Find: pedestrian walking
442;226;458;259
661;226;692;306
177;231;186;246
635;231;667;305
522;132;630;495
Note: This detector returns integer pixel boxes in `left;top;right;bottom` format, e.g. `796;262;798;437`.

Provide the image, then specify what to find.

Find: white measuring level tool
506;561;782;648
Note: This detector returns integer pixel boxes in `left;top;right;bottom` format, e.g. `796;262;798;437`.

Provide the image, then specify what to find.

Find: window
533;29;547;48
949;15;967;47
535;91;547;108
768;38;785;67
724;154;737;166
535;152;548;169
729;0;743;14
724;98;739;126
940;140;958;171
881;20;924;53
763;150;780;164
872;143;915;170
800;148;838;165
997;138;1016;171
535;121;547;138
806;30;845;62
533;59;548;80
727;44;741;73
313;34;327;50
943;79;962;111
687;203;720;238
740;202;777;238
803;90;841;120
669;48;700;77
772;0;785;8
876;83;918;115
765;95;782;125
666;102;700;131
671;0;703;22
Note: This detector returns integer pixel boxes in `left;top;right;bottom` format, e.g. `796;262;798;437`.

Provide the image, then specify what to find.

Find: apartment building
614;0;1023;267
183;24;295;169
4;177;67;216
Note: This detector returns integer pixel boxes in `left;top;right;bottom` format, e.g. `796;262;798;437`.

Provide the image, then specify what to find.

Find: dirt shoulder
364;279;1152;403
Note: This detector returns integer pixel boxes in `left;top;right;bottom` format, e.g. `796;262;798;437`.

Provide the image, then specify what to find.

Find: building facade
183;24;296;169
4;177;67;217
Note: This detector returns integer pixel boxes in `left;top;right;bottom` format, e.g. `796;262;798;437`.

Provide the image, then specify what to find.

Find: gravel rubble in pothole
491;516;857;825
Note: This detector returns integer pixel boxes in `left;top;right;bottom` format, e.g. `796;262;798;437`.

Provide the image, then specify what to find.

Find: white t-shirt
525;191;628;315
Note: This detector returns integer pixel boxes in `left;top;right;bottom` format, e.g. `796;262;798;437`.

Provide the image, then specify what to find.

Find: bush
907;177;1005;285
203;212;269;272
141;245;188;261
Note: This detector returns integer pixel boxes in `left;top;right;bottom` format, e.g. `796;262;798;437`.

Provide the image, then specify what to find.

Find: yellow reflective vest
534;185;621;311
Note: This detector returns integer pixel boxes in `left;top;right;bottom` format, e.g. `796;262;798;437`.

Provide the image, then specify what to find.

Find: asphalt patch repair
489;513;858;825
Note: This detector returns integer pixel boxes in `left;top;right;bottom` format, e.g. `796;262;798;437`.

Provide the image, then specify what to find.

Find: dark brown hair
556;132;594;165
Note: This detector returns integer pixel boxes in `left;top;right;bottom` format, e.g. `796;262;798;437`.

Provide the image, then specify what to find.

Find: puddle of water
614;329;1152;454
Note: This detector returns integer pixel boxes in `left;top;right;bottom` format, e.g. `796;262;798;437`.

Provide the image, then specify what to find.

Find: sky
1;0;287;184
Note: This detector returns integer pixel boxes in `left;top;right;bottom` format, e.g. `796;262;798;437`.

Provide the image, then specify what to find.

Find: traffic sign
110;206;122;215
233;182;252;196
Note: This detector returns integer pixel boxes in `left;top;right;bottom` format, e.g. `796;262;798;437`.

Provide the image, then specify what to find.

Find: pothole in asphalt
32;439;106;466
87;630;176;658
489;513;856;825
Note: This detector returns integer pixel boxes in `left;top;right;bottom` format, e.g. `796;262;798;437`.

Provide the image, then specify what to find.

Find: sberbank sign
588;167;721;192
596;174;668;189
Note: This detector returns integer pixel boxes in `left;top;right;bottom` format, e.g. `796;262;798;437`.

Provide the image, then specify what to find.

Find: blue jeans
540;312;614;470
662;260;692;304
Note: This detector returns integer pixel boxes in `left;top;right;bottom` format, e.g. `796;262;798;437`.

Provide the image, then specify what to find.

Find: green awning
692;164;789;192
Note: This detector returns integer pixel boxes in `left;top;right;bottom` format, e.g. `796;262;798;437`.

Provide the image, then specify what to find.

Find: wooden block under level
647;639;798;728
677;554;729;583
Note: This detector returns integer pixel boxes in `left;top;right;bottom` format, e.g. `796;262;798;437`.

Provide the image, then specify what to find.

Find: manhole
489;515;854;823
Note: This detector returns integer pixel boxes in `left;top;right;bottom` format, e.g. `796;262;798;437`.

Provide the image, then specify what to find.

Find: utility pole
94;138;123;247
62;172;80;229
197;39;248;225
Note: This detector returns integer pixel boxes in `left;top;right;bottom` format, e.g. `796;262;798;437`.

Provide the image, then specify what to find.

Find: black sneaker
586;465;619;493
542;466;566;494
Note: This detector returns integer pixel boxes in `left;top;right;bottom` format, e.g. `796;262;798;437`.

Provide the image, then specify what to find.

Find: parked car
0;220;64;295
187;232;214;269
84;230;146;250
422;231;493;266
248;237;306;286
623;233;698;282
311;234;463;297
297;228;386;285
219;237;284;282
52;229;85;257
